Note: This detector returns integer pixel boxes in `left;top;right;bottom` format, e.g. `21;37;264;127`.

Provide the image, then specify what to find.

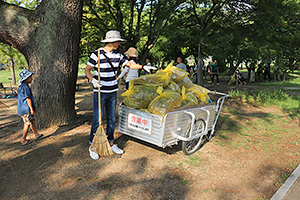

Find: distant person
205;62;211;80
17;69;43;146
257;63;263;82
193;63;198;84
250;65;255;83
210;59;220;85
264;64;272;82
176;57;187;72
236;70;247;85
117;47;139;89
141;58;152;75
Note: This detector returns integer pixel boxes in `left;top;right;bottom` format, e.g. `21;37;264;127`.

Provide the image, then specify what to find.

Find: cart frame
118;91;229;155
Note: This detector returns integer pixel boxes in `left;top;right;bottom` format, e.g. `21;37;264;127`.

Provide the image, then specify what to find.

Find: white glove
92;78;102;88
143;65;157;73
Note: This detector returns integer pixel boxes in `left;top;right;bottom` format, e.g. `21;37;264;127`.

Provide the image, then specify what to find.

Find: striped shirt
87;48;128;93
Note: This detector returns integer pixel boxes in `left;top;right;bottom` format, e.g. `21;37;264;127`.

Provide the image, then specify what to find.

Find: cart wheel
182;119;206;155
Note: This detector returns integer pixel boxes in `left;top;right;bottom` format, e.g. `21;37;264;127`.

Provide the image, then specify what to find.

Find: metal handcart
118;91;229;155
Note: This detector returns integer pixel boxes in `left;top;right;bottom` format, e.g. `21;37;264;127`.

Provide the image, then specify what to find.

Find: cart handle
184;111;195;138
171;111;208;142
209;91;229;139
200;107;210;134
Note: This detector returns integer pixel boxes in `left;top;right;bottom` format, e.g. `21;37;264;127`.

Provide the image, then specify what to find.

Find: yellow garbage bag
177;76;194;90
132;70;170;87
163;62;188;82
181;87;198;106
122;81;158;109
164;81;181;94
139;108;150;113
187;84;210;104
148;87;182;117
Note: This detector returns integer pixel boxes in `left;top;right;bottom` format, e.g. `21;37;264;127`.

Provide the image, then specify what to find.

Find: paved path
271;164;300;200
283;176;300;200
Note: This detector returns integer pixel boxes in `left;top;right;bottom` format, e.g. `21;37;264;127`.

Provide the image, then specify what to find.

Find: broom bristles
91;127;113;157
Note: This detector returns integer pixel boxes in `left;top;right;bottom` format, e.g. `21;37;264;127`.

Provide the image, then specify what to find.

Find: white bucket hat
125;47;138;57
101;30;126;43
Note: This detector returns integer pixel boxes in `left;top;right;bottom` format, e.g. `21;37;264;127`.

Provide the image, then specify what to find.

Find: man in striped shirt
85;30;156;160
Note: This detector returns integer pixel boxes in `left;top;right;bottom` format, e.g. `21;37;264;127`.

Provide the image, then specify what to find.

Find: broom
90;49;114;157
116;78;121;114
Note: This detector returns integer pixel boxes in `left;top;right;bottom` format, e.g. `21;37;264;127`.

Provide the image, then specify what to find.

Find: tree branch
103;0;117;23
85;1;107;32
134;0;146;36
0;1;33;52
115;0;123;32
128;0;135;37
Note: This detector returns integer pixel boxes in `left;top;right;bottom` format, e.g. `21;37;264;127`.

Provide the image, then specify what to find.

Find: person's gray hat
18;69;35;85
101;30;126;43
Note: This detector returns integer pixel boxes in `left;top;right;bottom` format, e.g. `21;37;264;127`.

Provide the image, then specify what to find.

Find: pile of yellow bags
121;62;211;117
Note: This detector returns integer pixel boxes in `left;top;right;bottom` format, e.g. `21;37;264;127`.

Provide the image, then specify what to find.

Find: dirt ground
0;76;300;200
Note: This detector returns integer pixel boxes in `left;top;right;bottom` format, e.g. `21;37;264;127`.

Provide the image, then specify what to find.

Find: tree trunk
197;42;204;86
0;0;83;128
9;57;16;85
229;59;235;75
273;69;278;82
283;72;286;81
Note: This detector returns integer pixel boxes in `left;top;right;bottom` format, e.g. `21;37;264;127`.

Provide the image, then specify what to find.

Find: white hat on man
101;30;126;43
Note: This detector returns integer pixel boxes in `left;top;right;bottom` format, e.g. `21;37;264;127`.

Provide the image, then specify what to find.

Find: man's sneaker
217;82;220;85
89;146;99;160
111;144;124;155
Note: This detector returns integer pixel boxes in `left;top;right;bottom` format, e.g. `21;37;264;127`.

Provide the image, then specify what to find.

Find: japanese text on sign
128;113;152;135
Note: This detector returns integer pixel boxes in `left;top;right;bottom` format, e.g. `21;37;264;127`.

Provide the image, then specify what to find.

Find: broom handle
98;49;102;125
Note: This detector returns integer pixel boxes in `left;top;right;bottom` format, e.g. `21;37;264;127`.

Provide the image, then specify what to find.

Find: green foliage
3;0;41;10
80;0;185;63
4;0;299;78
0;44;27;69
1;0;40;70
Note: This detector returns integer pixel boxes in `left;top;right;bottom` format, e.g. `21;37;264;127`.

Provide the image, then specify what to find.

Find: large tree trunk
0;0;83;128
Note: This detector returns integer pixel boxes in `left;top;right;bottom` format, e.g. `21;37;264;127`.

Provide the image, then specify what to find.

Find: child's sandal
21;140;31;146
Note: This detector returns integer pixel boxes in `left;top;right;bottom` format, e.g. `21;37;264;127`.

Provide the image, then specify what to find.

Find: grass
228;89;300;119
185;155;202;167
215;78;300;151
274;169;291;188
253;71;300;88
0;69;22;85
